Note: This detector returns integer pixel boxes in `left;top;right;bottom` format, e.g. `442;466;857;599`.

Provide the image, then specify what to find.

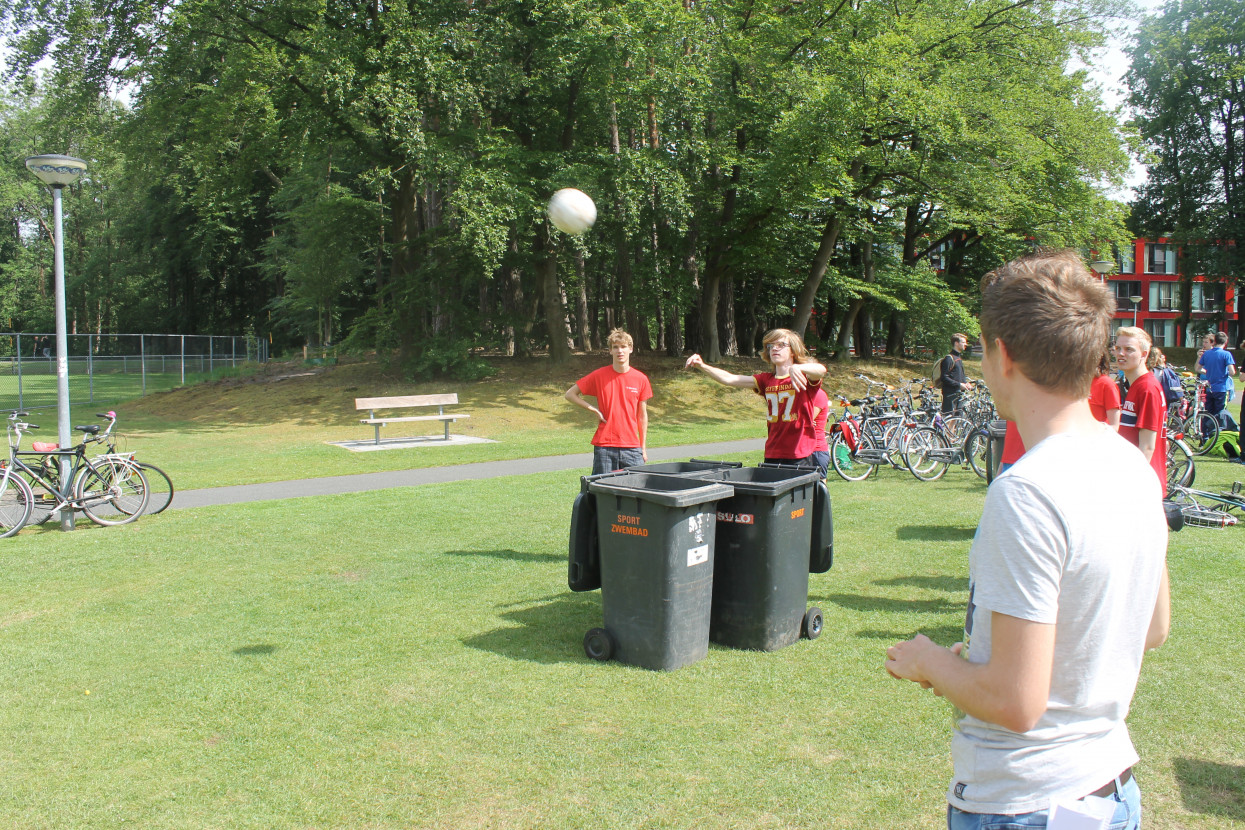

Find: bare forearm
1138;429;1157;462
1146;565;1170;650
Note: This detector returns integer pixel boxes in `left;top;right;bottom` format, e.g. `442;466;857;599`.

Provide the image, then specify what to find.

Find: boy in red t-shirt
685;328;826;466
1116;327;1167;492
565;329;653;474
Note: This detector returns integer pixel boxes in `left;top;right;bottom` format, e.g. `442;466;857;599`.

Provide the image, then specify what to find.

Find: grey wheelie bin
582;472;734;671
625;458;743;475
701;466;823;651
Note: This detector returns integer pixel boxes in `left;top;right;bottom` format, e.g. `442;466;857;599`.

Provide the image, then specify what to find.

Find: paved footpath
173;438;766;510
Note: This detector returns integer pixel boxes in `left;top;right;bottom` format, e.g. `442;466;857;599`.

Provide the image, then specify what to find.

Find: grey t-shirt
949;428;1167;815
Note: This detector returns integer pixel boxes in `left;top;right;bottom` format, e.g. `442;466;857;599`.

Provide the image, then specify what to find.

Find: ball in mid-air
547;188;597;235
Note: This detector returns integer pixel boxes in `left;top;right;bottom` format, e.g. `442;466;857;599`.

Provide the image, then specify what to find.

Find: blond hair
760;329;812;366
606;328;633;349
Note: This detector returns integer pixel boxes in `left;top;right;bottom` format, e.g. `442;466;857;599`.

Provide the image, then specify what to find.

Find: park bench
355;394;470;444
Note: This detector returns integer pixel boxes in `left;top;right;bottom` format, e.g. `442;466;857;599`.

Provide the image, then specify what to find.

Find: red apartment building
1098;239;1240;348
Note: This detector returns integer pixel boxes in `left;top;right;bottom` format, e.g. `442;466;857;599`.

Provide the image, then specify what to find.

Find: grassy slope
113;353;946;490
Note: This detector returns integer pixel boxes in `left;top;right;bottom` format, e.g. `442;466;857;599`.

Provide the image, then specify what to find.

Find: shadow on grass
813;593;962;615
463;592;602;665
873;575;969;593
1174;758;1245;821
895;525;977;542
233;644;278;656
856;625;964;645
443;548;562;563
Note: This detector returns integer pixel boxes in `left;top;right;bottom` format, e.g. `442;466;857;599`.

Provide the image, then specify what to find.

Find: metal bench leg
440;405;449;440
371;410;380;445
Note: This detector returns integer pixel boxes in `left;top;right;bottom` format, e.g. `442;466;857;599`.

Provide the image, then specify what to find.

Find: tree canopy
2;0;1132;372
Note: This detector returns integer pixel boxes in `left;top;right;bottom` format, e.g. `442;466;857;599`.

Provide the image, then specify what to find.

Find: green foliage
403;334;496;382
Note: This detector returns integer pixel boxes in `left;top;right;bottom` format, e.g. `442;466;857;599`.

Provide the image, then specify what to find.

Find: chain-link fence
0;333;268;412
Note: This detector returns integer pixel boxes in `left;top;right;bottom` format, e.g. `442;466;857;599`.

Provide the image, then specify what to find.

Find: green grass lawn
1;450;1242;828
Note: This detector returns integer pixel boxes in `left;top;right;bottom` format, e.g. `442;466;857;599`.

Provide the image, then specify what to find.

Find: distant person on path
685;329;826;466
938;333;972;414
564;329;653;475
1116;326;1167;493
1195;331;1236;417
885;249;1169;830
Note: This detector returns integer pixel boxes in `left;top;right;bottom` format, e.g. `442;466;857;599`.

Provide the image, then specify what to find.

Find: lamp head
1089;260;1114;276
25;154;88;188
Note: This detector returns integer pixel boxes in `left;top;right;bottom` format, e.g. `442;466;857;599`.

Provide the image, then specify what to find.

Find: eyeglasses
769;342;790;350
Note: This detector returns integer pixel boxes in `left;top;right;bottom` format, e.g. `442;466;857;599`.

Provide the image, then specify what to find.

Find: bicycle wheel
831;432;875;481
1183;412;1220;456
139;463;174;514
1178;503;1237;528
965;429;991;480
942;416;974;448
0;473;33;538
17;468;59;525
903;426;950;482
1166;438;1195;490
74;460;149;526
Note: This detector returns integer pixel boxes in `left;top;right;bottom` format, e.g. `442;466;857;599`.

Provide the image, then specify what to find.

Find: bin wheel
584;628;615;661
802;607;824;640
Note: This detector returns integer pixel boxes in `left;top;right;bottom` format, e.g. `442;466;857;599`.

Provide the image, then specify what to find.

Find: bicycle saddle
75;424;101;434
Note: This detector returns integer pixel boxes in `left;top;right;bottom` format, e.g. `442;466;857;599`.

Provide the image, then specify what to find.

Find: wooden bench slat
359;415;469;424
355;394;458;410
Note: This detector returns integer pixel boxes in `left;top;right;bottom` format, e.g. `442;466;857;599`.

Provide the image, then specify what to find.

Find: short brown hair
1215;331;1228;346
606;328;633;349
979;249;1113;398
760;328;812;366
952;333;968;345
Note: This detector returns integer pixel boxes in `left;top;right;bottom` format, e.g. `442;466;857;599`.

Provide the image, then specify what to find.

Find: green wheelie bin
583;472;734;671
702;466;823;651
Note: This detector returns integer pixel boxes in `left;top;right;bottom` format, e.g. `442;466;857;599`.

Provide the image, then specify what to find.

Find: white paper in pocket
1047;795;1116;830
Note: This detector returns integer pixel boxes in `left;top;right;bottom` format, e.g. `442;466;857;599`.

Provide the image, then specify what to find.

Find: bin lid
708;466;820;496
588;472;734;508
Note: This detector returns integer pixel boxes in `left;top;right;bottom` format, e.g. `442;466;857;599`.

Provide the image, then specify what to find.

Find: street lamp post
1129;295;1144;328
25;154;87;531
1090;260;1115;281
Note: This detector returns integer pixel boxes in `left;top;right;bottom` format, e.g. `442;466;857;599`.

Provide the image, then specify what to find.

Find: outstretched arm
788;361;827;390
564;384;605;423
684;354;757;389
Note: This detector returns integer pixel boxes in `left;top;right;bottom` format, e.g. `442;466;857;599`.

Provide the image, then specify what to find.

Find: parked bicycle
5;411;149;529
1165;481;1245;528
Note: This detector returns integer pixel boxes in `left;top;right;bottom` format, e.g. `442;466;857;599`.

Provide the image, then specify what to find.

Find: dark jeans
591;446;644;475
1205;390;1226;416
942;392;963;415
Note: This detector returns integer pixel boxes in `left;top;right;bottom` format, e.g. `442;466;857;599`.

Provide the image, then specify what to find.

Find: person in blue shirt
1195;331;1237;417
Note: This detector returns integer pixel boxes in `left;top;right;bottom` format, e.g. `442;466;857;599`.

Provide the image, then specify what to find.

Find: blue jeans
591;446;644;475
810;451;830;480
947;776;1141;830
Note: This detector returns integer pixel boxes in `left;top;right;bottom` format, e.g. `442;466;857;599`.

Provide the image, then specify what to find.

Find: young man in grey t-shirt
885;249;1170;829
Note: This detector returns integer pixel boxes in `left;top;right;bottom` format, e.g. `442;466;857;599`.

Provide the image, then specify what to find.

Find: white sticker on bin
687;544;709;567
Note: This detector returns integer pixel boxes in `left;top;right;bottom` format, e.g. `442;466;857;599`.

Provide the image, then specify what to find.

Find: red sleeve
577;368;599;396
1136;381;1165;432
640;374;653;402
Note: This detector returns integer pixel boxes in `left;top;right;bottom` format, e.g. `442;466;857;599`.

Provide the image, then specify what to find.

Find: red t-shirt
1088;374;1122;424
1001;421;1025;465
812;388;829;452
1120;371;1167;492
576;365;653;448
753;372;819;459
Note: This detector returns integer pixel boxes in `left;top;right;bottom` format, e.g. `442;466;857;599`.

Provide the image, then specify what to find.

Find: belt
1087;767;1134;800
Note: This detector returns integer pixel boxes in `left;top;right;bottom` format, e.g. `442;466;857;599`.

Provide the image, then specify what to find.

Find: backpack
932;355;952;391
1158;366;1184;405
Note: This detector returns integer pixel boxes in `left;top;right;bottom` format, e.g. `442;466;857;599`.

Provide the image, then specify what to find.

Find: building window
1192;282;1225;312
1144;319;1174;347
1115;245;1135;274
1109;280;1142;311
1145;243;1176;274
1150;281;1178;311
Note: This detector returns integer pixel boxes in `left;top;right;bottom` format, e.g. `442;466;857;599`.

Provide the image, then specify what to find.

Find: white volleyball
547;188;597;235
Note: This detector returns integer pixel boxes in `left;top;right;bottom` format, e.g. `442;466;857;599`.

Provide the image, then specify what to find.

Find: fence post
141;334;147;397
87;333;94;402
15;333;22;411
232;335;236;368
180;334;185;386
209;336;214;375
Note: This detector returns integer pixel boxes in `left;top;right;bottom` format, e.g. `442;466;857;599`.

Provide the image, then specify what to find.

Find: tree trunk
719;276;737;356
535;230;572;364
886;309;906;357
573;249;593;352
